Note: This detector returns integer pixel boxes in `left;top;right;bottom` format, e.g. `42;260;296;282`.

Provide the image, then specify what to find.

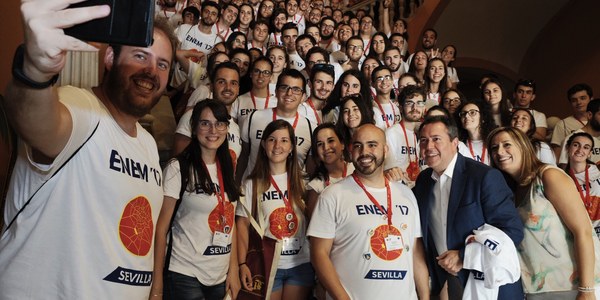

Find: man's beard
591;118;600;132
353;154;384;176
105;64;161;118
201;17;215;27
320;32;333;40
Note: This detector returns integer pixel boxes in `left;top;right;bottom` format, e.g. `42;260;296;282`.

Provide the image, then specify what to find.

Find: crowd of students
3;0;597;299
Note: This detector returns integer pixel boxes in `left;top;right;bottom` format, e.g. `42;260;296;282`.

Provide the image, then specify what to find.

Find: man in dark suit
413;116;524;299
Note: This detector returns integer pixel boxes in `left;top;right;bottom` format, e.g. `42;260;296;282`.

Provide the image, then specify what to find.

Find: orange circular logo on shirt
269;207;299;239
119;196;154;256
370;224;403;261
208;201;235;233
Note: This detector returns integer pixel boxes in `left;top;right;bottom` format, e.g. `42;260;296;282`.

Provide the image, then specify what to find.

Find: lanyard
400;121;417;163
569;166;591;207
352;173;392;226
306;98;322;125
375;99;397;128
202;160;227;228
216;23;230;40
251;91;270;109
272;108;299;129
325;163;347;187
468;140;486;164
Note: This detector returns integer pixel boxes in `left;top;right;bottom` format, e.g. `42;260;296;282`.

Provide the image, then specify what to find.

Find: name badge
384;235;403;251
282;237;301;252
213;231;230;247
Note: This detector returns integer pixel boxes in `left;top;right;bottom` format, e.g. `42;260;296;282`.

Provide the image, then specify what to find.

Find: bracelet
239;262;247;267
577;286;595;293
151;293;163;297
12;44;59;89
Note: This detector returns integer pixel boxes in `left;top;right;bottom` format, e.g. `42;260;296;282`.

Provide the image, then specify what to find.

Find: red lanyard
202;160;227;228
364;39;372;56
272;108;299;129
251;91;270;109
325;163;347;187
375;99;397;128
468;140;486;164
216;23;230;40
306;98;322;124
400;121;417;163
569;166;591;207
292;14;303;24
352;173;392;226
269;175;294;214
273;33;279;45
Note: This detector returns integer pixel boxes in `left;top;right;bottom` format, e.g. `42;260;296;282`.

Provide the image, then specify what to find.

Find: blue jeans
164;271;226;300
272;262;315;291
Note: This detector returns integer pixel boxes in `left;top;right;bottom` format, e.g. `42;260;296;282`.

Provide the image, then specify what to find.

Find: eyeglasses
459;109;480;118
277;85;304;95
443;97;461;105
375;75;393;83
198;120;229;131
312;63;334;72
404;100;426;108
252;69;273;76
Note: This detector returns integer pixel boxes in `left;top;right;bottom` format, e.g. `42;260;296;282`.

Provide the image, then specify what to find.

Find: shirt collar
431;153;458;182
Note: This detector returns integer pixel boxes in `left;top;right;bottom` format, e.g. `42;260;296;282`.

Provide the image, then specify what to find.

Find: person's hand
239;264;253;291
20;0;110;81
436;250;463;276
429;48;440;59
383;0;391;9
384;167;406;182
226;268;241;299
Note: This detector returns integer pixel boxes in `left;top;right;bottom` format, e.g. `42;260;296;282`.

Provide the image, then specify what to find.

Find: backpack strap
5;121;100;231
163;157;189;273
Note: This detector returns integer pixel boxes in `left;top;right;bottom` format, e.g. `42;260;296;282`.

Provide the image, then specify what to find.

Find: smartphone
64;0;155;47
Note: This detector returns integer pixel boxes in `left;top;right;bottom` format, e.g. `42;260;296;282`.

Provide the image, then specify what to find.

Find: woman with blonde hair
488;127;600;299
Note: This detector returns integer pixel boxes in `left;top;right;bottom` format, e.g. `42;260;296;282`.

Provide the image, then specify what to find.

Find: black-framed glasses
459;109;480;118
312;63;334;72
252;69;273;76
277;85;304;95
307;60;327;67
198;120;229;131
404;100;426;108
442;97;461;105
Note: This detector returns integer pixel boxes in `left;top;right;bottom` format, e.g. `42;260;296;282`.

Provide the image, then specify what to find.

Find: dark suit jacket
413;154;524;299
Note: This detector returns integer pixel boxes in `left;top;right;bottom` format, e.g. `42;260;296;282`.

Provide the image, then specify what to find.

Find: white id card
384;235;403;251
282;237;301;252
213;231;230;247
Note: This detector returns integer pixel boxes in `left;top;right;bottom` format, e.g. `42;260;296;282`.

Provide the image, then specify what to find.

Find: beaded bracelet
578;286;595;293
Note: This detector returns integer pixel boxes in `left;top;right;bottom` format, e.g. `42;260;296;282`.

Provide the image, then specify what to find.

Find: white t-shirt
458;140;491;166
175;24;223;54
268;32;283;46
0;86;163;299
240;108;314;179
570;164;600;240
163;160;236;285
372;101;401;129
558;129;600;165
235;173;310;269
536;141;556;166
288;52;306;71
307;176;422;300
447;66;459;85
306;163;355;194
231;91;277;125
298;99;324;125
385;123;420;187
551;116;585;147
176;109;242;164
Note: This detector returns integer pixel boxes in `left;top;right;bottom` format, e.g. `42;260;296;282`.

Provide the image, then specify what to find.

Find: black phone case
64;0;154;47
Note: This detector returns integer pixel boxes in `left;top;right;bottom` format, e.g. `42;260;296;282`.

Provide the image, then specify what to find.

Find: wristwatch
12;44;59;89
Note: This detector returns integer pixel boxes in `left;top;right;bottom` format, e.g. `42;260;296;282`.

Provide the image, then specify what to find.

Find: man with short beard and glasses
384;86;426;188
172;62;243;160
307;7;322;27
308;124;430;300
557;99;600;167
345;36;365;70
299;64;335;125
1;1;178;296
372;65;401;129
318;17;336;52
